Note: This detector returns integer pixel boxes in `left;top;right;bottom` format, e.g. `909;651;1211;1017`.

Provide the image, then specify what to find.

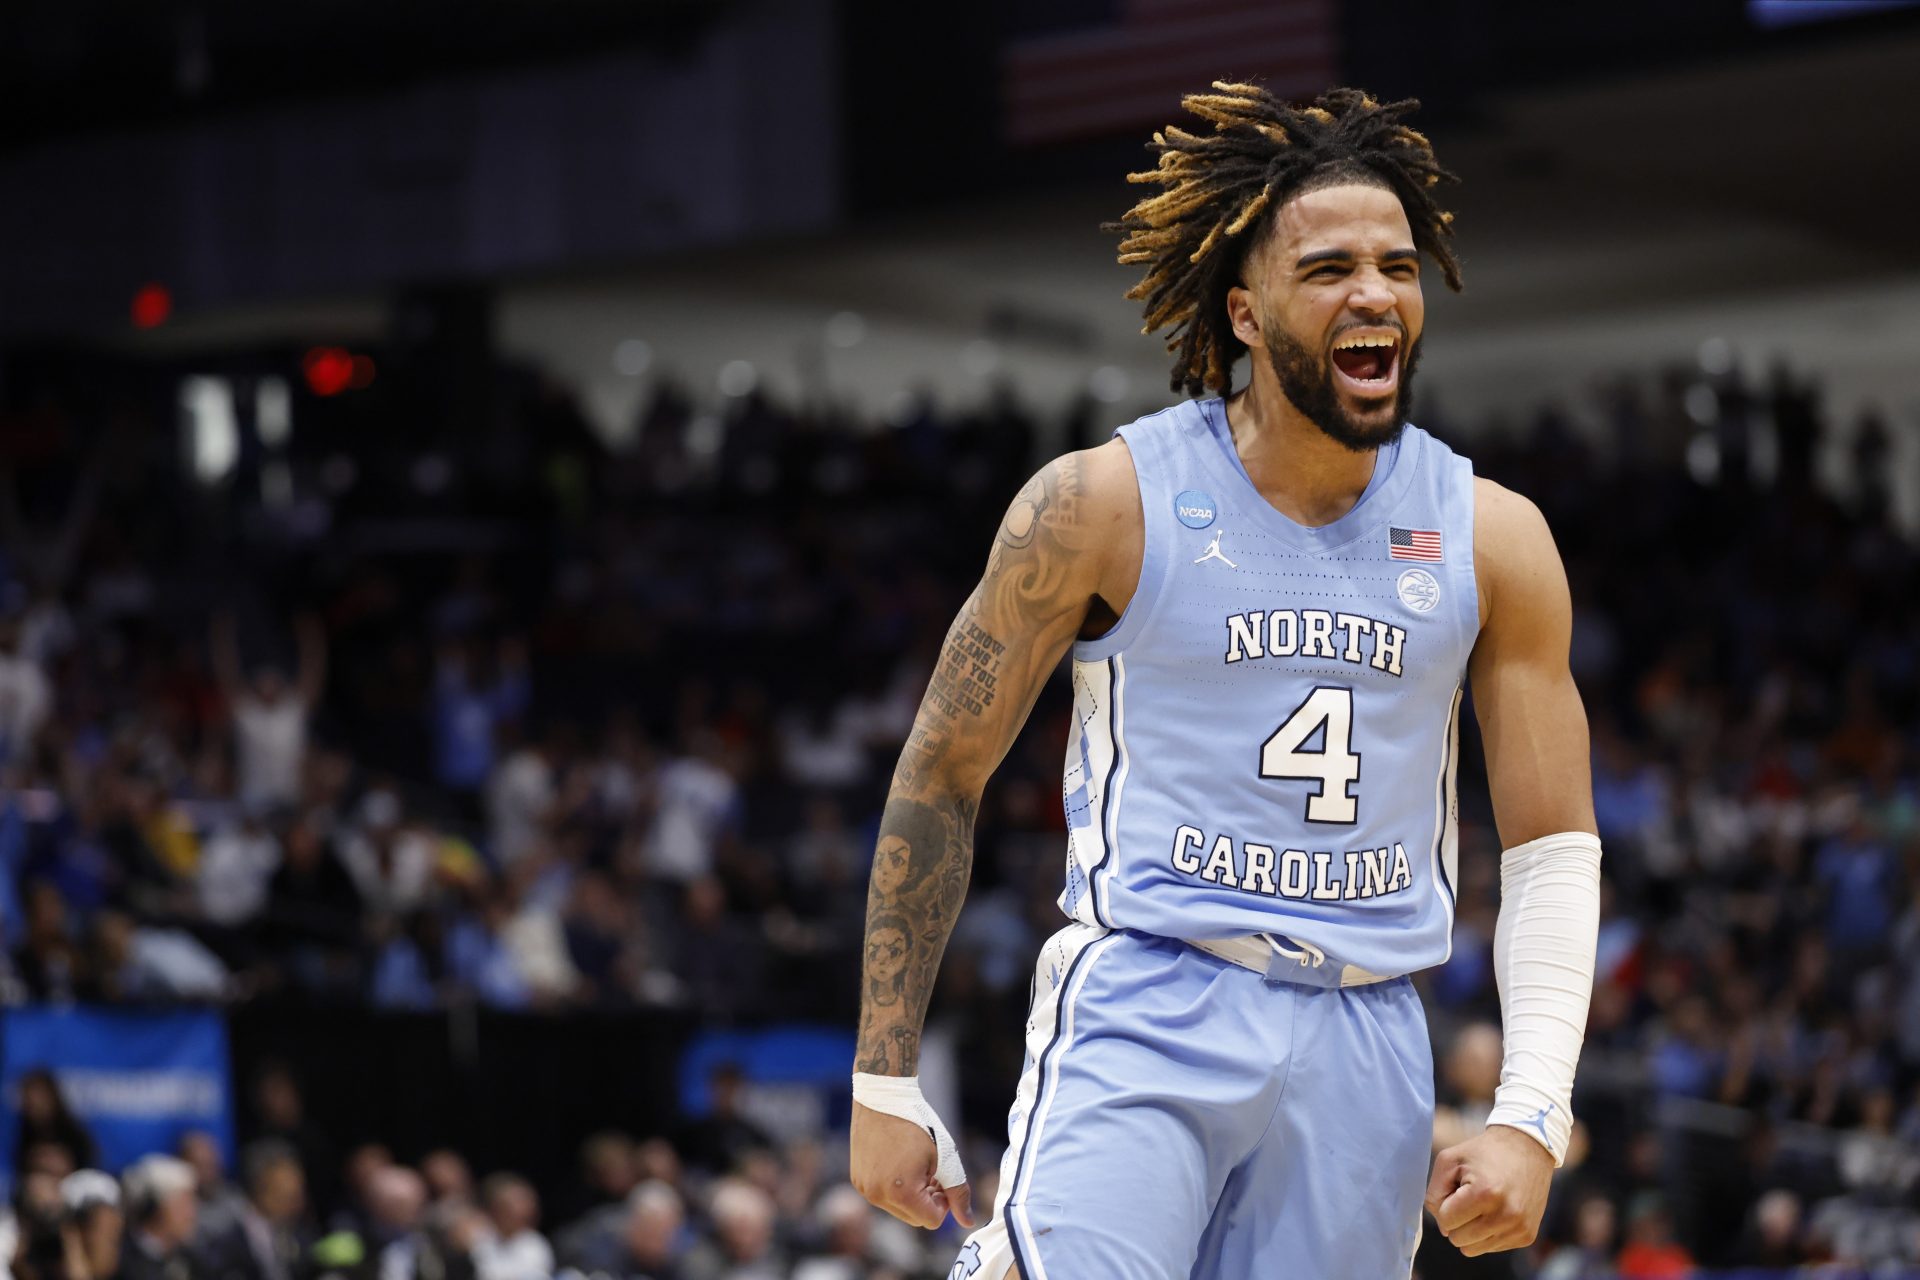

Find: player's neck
1223;379;1379;529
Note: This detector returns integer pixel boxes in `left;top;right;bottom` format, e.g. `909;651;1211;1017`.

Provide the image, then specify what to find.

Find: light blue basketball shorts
950;922;1435;1280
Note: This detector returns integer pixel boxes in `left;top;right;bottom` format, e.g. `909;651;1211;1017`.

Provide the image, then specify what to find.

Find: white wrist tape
853;1072;967;1188
1485;830;1601;1167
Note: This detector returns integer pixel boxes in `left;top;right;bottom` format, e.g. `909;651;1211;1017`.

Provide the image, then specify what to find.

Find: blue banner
1;1006;234;1196
678;1024;856;1143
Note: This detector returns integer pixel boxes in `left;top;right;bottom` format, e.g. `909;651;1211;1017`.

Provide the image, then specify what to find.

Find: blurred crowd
0;346;1916;1276
3;1060;953;1280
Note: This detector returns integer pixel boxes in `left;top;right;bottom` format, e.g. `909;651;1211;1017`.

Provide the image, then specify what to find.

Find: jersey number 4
1259;686;1360;824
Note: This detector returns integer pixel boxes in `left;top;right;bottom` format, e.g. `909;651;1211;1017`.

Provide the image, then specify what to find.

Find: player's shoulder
1470;477;1567;630
1076;434;1141;507
1069;395;1202;501
1472;476;1551;544
1009;436;1139;530
991;439;1143;612
1005;396;1211;557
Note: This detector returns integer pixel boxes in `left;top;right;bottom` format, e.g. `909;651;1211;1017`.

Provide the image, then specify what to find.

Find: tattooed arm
849;441;1139;1229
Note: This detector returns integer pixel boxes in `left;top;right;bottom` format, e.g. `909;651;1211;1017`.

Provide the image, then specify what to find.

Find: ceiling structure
0;0;734;153
491;29;1920;422
119;15;1920;523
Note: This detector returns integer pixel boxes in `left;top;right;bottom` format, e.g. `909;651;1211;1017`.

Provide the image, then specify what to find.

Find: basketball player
849;84;1602;1278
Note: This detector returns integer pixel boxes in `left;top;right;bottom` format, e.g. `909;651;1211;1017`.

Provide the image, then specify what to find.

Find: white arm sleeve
1484;830;1602;1167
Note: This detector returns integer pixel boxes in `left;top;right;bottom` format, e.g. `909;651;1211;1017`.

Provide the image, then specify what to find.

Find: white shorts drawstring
1262;932;1326;967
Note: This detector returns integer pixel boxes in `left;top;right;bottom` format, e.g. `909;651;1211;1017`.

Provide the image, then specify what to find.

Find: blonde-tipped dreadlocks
1104;83;1462;398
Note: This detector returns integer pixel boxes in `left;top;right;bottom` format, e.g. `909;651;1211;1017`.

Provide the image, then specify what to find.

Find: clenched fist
1424;1124;1553;1256
850;1102;977;1231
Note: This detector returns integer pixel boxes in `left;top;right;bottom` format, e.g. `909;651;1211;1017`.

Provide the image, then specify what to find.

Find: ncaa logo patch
1396;567;1441;614
1174;489;1216;529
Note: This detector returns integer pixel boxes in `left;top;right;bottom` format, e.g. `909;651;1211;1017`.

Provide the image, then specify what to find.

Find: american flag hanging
1389;527;1443;563
999;0;1337;147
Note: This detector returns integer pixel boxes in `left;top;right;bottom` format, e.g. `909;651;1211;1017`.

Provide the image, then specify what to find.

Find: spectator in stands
551;1135;636;1271
55;1168;125;1280
630;1141;682;1200
444;891;532;1009
0;610;52;766
361;1166;426;1280
1646;995;1724;1101
1731;1187;1805;1270
6;352;1920;1269
790;1185;896;1280
562;872;638;1007
419;1152;473;1210
552;1128;641;1258
472;1174;551;1280
674;1065;771;1179
774;696;869;793
227;1140;312;1280
664;881;759;1025
120;1155;202;1280
9;1164;71;1280
85;908;230;1002
611;1180;686;1280
11;1070;98;1182
1614;1194;1694;1279
1815;807;1900;972
432;637;531;816
642;732;738;885
21;1140;78;1184
245;1064;336;1220
335;792;434;919
15;884;84;1004
258;814;362;997
179;1131;248;1261
498;866;579;1008
401;1199;488;1280
327;1146;393;1241
768;1139;827;1238
1837;1086;1920;1197
680;1179;780;1280
197;809;282;933
486;728;556;872
1537;1194;1618;1280
212;613;326;815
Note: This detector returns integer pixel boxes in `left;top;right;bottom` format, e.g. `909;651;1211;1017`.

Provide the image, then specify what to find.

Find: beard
1261;324;1421;454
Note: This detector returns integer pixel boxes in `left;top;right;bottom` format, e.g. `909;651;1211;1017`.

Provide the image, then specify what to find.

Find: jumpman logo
1193;529;1237;568
949;1240;983;1278
1514;1103;1557;1150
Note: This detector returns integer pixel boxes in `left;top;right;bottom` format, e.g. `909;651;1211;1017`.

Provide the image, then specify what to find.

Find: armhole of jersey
1074;427;1168;662
1455;454;1482;659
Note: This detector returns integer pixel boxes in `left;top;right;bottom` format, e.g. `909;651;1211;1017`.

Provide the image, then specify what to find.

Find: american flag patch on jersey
1389;527;1443;562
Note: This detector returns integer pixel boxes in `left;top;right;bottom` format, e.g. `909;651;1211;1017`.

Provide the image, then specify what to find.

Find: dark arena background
4;1;1920;1277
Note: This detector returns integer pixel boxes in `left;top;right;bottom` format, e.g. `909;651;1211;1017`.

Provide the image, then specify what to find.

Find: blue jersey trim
1089;657;1120;926
1088;656;1132;926
1432;688;1461;914
1453;453;1483;655
1194;396;1425;555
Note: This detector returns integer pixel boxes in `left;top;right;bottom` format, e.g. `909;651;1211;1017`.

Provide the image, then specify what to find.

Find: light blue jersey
1059;395;1479;978
958;923;1434;1280
957;398;1482;1280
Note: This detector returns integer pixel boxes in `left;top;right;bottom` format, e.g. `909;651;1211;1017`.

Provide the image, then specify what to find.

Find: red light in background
131;283;172;329
348;354;376;389
302;347;354;397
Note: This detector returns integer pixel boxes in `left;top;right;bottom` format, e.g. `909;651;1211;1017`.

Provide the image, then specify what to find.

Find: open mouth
1330;331;1400;398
